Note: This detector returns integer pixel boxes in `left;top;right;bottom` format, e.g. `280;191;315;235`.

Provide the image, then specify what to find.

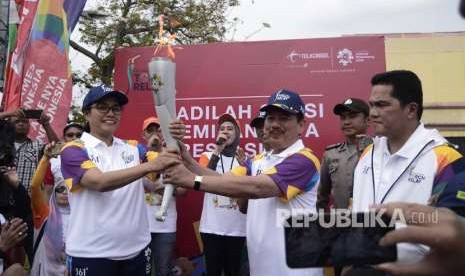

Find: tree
72;0;240;85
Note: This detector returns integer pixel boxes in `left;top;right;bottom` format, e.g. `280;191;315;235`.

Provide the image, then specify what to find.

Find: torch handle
156;105;179;151
154;105;178;222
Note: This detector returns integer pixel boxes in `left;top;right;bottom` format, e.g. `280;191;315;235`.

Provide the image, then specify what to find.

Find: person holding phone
60;85;183;276
375;202;465;276
29;122;84;275
162;89;323;276
7;108;59;194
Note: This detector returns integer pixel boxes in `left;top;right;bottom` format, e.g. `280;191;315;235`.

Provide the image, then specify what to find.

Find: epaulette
325;143;342;151
432;142;461;151
126;139;139;146
445;142;460;150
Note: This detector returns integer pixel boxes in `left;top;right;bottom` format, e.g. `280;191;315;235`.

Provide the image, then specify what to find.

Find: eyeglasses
65;132;82;139
92;103;122;115
54;186;67;194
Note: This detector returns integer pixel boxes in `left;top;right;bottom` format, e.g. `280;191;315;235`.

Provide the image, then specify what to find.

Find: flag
63;0;87;33
3;0;87;141
19;0;73;141
3;0;40;110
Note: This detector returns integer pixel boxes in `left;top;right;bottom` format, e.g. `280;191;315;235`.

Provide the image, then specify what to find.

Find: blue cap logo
260;89;305;115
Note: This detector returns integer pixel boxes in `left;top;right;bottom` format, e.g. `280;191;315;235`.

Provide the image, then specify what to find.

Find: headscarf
30;158;70;276
219;118;240;157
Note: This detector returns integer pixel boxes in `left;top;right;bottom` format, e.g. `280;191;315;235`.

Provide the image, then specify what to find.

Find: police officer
317;98;372;210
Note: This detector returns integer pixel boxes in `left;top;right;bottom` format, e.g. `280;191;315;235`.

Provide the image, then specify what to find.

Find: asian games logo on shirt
89;155;100;164
121;151;135;164
408;167;426;183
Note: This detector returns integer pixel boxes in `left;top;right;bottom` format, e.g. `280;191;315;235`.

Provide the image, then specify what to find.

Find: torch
148;57;178;221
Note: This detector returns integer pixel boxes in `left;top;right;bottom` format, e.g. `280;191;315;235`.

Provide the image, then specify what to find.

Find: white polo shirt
199;152;246;237
61;132;150;259
144;177;178;233
233;139;322;276
353;124;463;262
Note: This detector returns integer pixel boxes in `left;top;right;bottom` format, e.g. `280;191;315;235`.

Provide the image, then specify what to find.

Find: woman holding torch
60;85;183;276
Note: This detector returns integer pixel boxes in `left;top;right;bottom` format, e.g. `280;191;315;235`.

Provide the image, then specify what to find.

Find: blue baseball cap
82;85;129;111
260;89;305;115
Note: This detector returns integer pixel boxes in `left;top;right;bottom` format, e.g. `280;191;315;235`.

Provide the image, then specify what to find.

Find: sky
69;0;465;103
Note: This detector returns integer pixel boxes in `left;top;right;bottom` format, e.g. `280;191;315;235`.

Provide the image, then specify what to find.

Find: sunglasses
54;186;67;194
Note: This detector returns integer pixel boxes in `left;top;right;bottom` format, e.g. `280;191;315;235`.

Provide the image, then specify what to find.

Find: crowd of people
0;69;464;276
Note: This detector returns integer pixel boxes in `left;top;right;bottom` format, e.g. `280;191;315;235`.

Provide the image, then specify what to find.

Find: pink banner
3;0;40;110
20;40;72;142
114;36;386;258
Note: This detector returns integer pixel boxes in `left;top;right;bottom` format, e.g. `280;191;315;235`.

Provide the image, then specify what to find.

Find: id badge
217;195;231;207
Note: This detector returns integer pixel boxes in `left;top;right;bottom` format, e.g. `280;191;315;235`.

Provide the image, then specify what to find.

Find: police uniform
317;137;372;209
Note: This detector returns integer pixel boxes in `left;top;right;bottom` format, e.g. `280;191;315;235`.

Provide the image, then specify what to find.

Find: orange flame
153;14;179;59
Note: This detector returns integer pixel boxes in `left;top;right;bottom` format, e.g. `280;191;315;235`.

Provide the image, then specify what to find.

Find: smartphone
50;142;64;156
23;109;43;119
285;211;397;268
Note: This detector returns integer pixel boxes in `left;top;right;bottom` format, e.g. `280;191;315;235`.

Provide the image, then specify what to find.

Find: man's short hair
371;70;423;120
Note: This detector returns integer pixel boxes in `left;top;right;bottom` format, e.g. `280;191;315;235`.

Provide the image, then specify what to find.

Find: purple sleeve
61;145;96;191
137;143;149;162
264;152;319;200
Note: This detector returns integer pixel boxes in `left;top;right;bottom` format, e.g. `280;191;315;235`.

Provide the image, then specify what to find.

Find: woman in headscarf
30;123;84;275
198;113;246;276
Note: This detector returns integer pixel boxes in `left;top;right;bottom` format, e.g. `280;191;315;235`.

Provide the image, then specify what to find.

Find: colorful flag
4;0;87;141
19;0;73;141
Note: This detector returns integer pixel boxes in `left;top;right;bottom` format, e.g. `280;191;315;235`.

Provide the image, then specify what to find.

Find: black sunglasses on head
55;186;67;193
65;132;82;138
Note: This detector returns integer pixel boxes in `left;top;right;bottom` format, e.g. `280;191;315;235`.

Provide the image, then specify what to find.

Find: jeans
149;232;176;276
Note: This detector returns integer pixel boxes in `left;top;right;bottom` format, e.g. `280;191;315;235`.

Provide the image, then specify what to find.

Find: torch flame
153;14;178;60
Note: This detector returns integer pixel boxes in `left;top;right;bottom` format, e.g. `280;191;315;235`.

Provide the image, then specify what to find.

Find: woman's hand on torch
146;152;181;173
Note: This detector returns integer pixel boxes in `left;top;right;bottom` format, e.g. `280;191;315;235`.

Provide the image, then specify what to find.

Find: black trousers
201;233;245;276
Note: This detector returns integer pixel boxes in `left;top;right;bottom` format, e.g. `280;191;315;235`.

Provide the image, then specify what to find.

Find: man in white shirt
352;70;465;263
163;89;323;276
141;116;186;276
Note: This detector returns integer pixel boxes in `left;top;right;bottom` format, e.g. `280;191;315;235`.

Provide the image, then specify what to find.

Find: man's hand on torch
163;162;195;189
168;119;186;141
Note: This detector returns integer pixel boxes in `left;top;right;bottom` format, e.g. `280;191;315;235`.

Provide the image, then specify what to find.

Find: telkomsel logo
286;50;330;63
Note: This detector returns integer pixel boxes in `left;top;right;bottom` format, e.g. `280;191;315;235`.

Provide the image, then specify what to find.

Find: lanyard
219;154;235;174
371;140;433;204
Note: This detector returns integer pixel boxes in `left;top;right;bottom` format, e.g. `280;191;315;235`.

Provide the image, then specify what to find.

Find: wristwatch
194;175;203;191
